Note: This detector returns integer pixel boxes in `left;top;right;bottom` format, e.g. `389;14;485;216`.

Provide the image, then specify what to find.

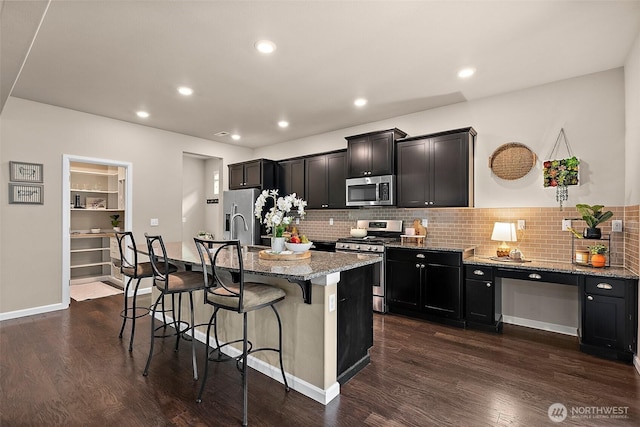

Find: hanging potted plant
575;204;613;239
587;243;607;268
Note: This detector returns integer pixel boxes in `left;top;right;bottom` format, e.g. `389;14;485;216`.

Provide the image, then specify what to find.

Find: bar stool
143;233;206;380
193;238;289;426
114;231;177;352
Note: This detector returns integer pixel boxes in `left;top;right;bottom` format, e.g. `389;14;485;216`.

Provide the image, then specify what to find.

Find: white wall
256;69;626;208
0;97;252;315
182;154;206;242
625;31;640;206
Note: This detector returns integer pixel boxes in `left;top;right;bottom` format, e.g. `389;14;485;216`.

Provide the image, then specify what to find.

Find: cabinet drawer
585;277;626;298
496;268;578;286
465;265;493;280
426;251;461;267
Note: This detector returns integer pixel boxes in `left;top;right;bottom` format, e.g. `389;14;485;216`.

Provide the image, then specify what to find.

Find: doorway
182;153;222;243
62;155;132;307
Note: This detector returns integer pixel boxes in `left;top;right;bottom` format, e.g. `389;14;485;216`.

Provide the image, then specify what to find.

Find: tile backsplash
297;205;639;273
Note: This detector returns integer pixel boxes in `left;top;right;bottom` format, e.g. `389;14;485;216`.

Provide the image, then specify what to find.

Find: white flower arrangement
254;189;307;237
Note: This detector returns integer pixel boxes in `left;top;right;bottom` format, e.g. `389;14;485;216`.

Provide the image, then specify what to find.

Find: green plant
110;214;121;227
587;243;607;255
575;204;613;228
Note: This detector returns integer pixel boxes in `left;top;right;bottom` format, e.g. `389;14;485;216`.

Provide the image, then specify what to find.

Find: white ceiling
3;1;640;148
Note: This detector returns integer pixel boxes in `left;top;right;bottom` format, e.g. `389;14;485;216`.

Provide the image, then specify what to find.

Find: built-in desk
464;256;638;363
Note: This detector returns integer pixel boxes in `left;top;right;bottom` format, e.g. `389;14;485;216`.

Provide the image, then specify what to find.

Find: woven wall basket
489;142;537;180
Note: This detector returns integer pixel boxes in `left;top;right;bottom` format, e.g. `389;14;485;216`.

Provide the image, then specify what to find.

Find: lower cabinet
464;265;502;332
386;247;464;326
337;264;374;384
581;276;637;362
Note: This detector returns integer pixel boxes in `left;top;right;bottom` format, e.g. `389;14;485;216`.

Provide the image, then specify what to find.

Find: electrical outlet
296;218;300;225
150;218;159;226
329;294;336;312
612;219;623;232
517;219;526;230
422;218;428;227
562;219;571;231
329;218;333;226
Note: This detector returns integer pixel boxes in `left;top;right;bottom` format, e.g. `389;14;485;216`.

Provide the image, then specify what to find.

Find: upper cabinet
345;128;407;178
278;158;305;198
228;159;276;190
305;150;347;209
397;127;476;208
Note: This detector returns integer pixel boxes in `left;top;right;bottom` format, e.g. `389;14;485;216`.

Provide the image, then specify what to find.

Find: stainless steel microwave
345;175;395;207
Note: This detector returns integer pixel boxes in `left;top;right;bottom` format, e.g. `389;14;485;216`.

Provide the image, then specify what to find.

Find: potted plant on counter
576;204;613;239
254;190;307;253
587;243;608;268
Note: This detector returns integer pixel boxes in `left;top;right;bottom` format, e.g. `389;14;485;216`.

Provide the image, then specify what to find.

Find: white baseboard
634;354;640;376
156;312;340;405
129;286;151;297
0;302;67;322
503;315;578;336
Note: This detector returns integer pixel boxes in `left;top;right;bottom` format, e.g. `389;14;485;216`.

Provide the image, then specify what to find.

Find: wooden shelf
71;208;123;211
70;261;112;269
71;189;118;194
70;169;118;176
70;247;110;253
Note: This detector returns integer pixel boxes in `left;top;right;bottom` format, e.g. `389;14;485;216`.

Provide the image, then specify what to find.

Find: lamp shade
491;222;517;242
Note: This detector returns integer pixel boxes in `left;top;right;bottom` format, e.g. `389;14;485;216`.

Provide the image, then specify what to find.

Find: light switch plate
517;219;526;230
329;218;333;225
150;218;159;226
422;218;428;227
612;219;623;232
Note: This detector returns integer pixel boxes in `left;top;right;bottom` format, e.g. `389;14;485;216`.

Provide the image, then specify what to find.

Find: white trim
62;155;133;311
0;303;66;322
633;354;640;376
503;315;578;336
157;312;340;405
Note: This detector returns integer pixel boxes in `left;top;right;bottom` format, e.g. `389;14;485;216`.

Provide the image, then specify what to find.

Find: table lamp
491;222;517;257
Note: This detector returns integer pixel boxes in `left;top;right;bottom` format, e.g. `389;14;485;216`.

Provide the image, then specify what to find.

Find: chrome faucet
230;212;248;241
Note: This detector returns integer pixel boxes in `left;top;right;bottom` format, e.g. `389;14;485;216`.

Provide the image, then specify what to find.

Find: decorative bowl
284;241;313;253
90;228;101;234
350;228;367;238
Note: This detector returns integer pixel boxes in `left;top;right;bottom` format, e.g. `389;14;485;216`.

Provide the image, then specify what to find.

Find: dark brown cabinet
345;128;406;178
305;150;346;209
278;158;305;198
386;247;464;326
228;159;275;190
396;128;475;208
465;265;502;332
580;276;637;362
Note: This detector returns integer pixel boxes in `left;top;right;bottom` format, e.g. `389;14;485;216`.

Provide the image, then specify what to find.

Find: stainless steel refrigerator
222;188;261;245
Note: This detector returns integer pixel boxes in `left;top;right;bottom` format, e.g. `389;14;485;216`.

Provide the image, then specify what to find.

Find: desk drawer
465;265;493;280
496;268;578;286
585;277;626;298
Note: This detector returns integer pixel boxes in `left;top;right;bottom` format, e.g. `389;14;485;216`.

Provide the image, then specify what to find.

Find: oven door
336;249;385;313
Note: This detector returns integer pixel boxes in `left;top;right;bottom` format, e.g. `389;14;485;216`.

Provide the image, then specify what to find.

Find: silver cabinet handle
420;264;425;269
528;273;542;279
415;264;421;268
425;201;429;205
473;269;484;276
587;295;594;301
429;201;434;205
416;253;425;259
596;283;613;290
486;283;492;288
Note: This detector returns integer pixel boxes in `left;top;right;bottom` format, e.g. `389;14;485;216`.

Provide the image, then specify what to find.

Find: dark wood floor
1;293;638;426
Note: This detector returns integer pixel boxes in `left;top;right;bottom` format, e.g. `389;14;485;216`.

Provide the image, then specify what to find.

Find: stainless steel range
336;219;402;313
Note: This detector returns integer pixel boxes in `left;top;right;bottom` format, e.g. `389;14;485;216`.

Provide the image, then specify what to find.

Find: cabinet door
369;132;394;176
346;136;370;177
327;151;346;208
465;279;494;324
279;159;306;198
243;160;262;188
386;258;421;309
423;264;462;319
431;133;469;207
229;164;245;189
396;139;429;207
583;294;625;350
305;155;327;208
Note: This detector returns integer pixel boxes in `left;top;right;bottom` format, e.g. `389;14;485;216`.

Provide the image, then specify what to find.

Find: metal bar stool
143;233;206;380
193;238;289;426
114;231;177;352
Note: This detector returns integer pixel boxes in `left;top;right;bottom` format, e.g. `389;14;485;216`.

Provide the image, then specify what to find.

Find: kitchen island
154;242;381;404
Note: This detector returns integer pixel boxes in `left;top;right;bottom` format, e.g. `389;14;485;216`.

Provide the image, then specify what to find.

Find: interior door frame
61;154;133;308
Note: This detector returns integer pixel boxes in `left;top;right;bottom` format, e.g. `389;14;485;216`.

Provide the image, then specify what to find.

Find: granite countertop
466;255;639;280
160;242;381;282
385;241;476;254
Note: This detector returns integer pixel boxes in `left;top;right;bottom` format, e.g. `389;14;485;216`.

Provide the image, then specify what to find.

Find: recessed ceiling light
231;134;241;141
278;120;289;128
458;67;476;78
136;111;149;118
177;86;193;96
354;98;368;107
255;40;277;54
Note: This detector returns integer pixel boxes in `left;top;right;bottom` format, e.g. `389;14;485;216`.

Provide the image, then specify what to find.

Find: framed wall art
9;161;43;183
86;197;107;209
8;183;44;204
